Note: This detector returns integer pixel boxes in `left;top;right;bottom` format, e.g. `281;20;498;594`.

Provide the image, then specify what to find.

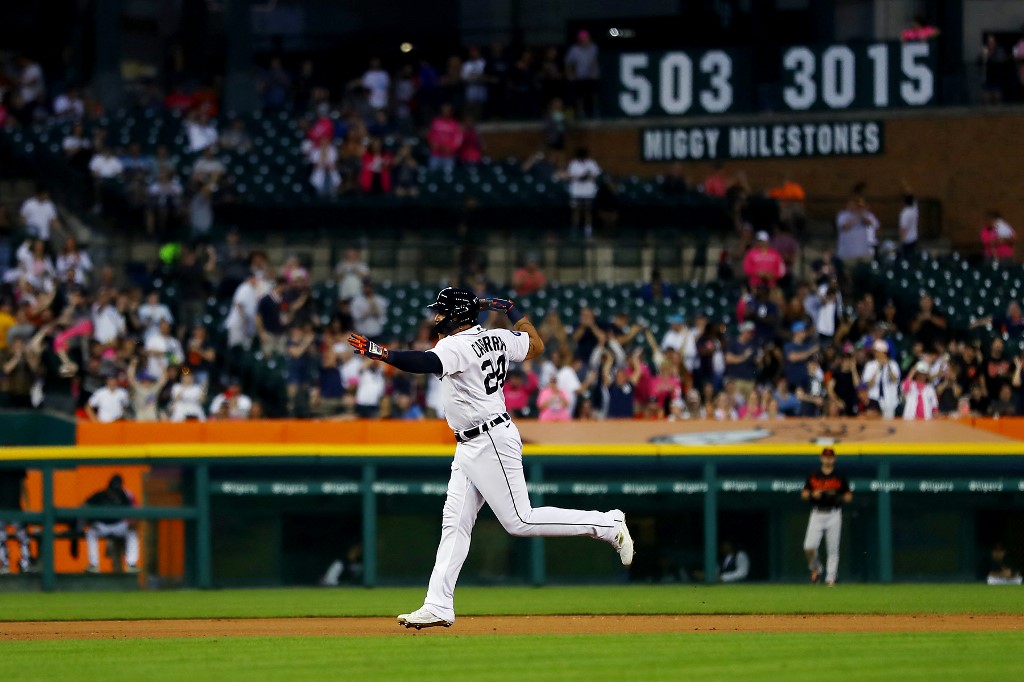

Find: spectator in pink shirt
537;374;572;421
457;116;484;165
503;368;539;418
981;211;1016;264
307;104;334;147
703;163;729;198
742;231;786;289
427;104;463;173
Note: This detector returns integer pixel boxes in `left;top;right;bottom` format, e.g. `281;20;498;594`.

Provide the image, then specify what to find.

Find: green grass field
2;585;1023;682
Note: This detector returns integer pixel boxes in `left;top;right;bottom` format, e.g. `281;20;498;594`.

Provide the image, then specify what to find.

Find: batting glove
479;297;524;323
479;297;514;313
348;333;389;361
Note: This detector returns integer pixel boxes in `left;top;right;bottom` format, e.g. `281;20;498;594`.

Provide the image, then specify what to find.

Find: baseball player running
801;447;852;585
348;287;634;629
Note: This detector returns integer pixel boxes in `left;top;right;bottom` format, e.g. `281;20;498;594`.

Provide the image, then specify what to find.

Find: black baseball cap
821;447;836;457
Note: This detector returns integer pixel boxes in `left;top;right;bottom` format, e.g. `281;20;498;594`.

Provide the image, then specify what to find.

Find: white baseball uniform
420;324;623;623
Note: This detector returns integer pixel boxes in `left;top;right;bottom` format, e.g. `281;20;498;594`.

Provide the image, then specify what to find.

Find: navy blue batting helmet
427;287;479;335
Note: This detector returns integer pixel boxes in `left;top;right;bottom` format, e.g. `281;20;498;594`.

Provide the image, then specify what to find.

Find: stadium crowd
2;205;1024;424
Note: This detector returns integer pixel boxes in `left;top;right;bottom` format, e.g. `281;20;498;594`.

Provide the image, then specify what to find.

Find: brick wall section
482;110;1024;251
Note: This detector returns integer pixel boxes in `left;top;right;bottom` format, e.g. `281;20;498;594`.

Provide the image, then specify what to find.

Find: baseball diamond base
2;614;1020;640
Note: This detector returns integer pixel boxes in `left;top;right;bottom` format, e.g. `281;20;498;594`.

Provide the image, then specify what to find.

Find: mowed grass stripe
1;632;1023;682
1;585;1023;621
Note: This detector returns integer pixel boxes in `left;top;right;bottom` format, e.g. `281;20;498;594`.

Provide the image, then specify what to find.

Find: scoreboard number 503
616;42;934;117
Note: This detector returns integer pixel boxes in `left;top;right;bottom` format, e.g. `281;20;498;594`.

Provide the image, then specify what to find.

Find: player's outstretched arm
347;333;443;374
479;297;545;360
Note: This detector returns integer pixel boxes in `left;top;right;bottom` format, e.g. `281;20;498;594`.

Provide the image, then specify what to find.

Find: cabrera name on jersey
428;325;530;431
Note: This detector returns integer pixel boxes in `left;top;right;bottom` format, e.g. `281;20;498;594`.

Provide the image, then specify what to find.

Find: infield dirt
2;614;1021;640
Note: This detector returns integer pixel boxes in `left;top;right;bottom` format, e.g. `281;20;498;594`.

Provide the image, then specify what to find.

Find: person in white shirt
347;286;632;629
56;237;93;285
19;187;62;242
17;57;45;108
899;191;919;258
350;280;389;338
353;360;386;417
136;291;174;339
334;248;370;302
185;111;219;153
309;137;340;197
144;319;182;379
861;339;901;418
361;58;391;111
461;46;488;117
225;272;263;349
86;374;130;423
208;379;253;419
89;147;124;180
92;288;125;346
559;147;601;239
169;370;206;422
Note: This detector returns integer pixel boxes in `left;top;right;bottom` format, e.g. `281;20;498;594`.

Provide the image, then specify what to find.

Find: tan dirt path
2;614;1022;640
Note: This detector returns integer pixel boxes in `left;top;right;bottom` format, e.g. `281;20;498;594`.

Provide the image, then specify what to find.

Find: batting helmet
427;287;479;335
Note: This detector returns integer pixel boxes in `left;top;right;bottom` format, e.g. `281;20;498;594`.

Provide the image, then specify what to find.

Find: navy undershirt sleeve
386;349;444;375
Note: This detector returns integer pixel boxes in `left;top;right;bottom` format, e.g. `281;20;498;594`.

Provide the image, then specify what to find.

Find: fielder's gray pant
803;508;842;582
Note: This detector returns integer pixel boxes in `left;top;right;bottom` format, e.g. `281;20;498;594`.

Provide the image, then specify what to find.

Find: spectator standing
725;321;759;398
835;190;878;267
86;372;129;423
225;271;262;350
127;358;167;422
565;30;600;118
169;370;206;422
359;138;393;194
461;46;489;119
392;144;420;198
561;147;601;239
137;290;174;339
458;117;485;165
544;98;568;167
146;169;184;237
309;137;341;198
354;359;386;417
361;58;391;110
427;104;463;173
334;248;370;302
15;56;45;121
185;111;218;153
503;367;539;419
902;360;939;420
537;374;572;421
1;335;42;408
256;277;289;355
767;173;807;234
980;33;1014;105
350;280;389;339
20;186;62;243
862;339;901;418
981;211;1016;263
899;186;919;257
742;231;786;289
511;254;546;296
261;58;292;110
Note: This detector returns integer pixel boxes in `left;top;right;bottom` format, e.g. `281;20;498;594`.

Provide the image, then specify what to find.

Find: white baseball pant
422;419;622;623
0;522;31;571
86;521;140;569
803;508;842;582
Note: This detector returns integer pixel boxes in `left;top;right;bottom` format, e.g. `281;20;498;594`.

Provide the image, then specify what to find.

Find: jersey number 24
481;355;508;395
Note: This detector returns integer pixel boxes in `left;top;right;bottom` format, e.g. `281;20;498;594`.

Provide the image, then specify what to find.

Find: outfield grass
1;584;1022;621
1;632;1022;682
